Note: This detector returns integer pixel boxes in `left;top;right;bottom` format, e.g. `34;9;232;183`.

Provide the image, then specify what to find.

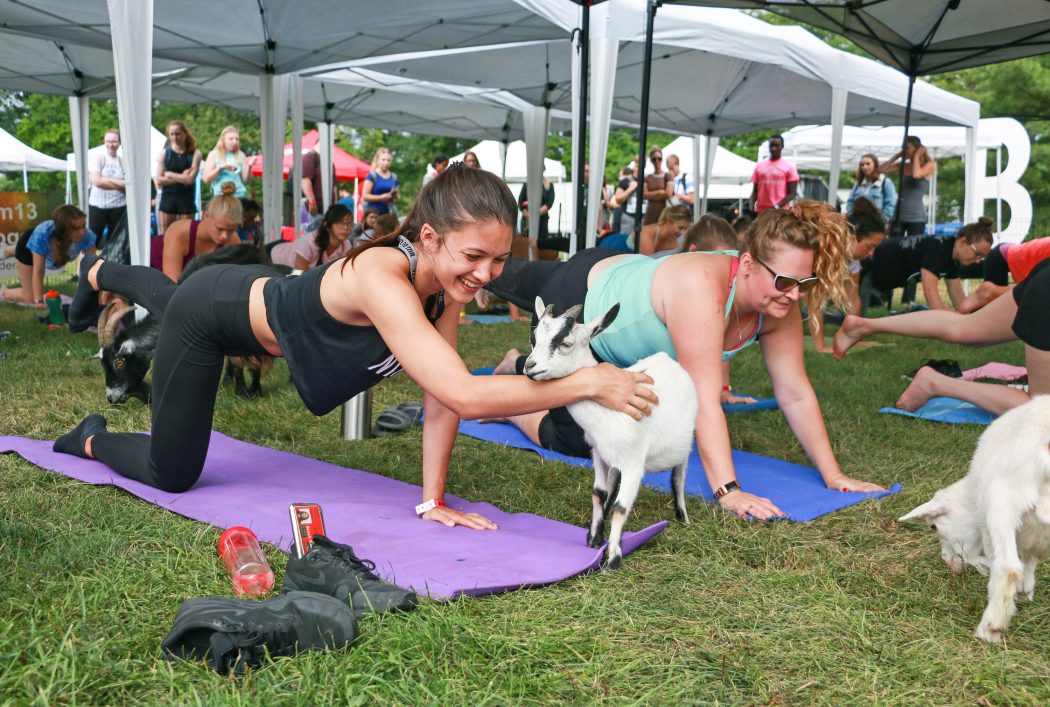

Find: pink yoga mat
1;432;666;600
962;362;1027;382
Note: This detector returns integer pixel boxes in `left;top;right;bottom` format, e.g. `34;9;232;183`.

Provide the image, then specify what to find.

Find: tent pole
573;4;590;253
894;56;917;233
633;0;660;253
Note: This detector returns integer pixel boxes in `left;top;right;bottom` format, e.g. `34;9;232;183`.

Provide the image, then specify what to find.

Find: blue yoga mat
466;314;513;324
457;420;900;522
879;396;996;425
469;369;777;413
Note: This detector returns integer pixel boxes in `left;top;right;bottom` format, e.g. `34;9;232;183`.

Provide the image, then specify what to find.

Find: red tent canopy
250;129;371;181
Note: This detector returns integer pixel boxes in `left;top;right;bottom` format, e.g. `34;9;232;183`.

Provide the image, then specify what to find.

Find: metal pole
633;0;659;253
574;5;590;253
340;389;373;440
894;56;917;232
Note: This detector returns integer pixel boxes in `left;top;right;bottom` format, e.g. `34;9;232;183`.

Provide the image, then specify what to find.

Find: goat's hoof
675;508;690;524
974;622;1005;644
600;552;622;571
586;531;604;548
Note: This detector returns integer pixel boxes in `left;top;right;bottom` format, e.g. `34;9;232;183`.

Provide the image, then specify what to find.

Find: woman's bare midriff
248;277;283;356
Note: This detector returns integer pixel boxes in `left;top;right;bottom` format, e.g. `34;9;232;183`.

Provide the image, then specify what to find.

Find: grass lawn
1;288;1048;704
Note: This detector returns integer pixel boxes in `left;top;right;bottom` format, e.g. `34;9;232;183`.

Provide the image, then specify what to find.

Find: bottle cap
218;525;255;552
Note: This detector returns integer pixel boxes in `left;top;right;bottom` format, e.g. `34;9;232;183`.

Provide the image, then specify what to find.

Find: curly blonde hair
741;199;851;311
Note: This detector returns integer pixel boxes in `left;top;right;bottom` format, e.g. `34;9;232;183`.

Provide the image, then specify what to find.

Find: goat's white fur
524;297;698;569
899;395;1050;643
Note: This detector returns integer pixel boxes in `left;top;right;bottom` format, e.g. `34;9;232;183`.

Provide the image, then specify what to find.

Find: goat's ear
562;304;583;322
534;296;547;319
585;303;620;340
899;496;949;523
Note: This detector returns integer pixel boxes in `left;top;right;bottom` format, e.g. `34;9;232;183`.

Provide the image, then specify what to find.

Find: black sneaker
161;591;356;675
283;535;418;618
903;358;963;381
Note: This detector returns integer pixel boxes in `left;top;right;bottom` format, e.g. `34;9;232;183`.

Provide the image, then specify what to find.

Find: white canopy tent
0;0;570;261
763;118;1034;243
449;140;566;182
659;135;757;218
345;2;980;248
0;125;68;173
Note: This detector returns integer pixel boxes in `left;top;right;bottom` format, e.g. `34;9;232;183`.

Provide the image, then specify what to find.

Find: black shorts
13;228;35;266
981;244;1010;286
159;188;196;216
1012;257;1050;351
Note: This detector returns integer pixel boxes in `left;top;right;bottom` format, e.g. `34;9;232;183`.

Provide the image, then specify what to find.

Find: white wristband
415;498;446;515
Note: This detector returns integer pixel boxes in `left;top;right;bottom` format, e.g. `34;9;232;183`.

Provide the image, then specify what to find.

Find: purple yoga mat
0;432;666;600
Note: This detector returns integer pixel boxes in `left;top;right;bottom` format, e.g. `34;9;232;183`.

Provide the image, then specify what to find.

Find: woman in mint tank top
202;126;251;198
486;200;887;520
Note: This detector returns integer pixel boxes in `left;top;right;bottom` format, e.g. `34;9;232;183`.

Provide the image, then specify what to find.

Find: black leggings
486;247;622;458
88;262;272;492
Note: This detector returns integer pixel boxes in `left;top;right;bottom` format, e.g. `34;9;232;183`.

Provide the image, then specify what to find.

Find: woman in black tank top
155;120;202;235
56;165;656;530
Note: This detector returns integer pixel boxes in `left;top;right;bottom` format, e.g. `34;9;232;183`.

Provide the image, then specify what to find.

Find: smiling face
742;243;815;318
860;156;875;178
419;219;513;304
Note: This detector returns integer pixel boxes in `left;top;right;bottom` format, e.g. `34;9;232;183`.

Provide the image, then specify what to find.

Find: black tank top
262;237;444;416
164;147;195;197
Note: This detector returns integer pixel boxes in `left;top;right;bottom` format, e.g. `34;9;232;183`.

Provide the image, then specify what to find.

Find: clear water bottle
218;526;274;597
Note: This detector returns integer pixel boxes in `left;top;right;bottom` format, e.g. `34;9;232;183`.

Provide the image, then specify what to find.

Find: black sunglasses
754;257;819;294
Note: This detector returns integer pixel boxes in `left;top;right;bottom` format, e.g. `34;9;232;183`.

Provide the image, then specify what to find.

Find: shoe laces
212;617;296;674
314;543;379;579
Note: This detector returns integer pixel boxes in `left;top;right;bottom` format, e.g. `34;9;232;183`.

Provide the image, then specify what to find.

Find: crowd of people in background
3;114;1046;536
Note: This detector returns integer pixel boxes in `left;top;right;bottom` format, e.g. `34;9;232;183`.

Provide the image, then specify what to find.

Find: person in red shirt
749;135;799;214
957;235;1050;313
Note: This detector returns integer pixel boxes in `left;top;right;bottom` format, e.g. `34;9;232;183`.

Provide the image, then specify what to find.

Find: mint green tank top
584;250;762;367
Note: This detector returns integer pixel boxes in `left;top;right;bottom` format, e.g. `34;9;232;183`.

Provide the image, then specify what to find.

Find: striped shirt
88;151;127;208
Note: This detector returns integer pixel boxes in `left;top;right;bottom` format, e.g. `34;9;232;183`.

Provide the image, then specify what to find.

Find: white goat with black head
899;395;1050;643
524;297;698;569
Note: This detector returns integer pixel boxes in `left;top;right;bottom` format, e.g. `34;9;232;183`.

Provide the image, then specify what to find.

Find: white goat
899;395;1050;643
524;297;698;569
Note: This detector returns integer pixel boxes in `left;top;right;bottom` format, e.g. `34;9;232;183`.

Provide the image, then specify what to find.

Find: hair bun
977;216;993;227
220;181;237;197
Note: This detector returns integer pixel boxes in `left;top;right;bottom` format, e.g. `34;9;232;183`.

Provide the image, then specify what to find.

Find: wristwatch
713;480;740;500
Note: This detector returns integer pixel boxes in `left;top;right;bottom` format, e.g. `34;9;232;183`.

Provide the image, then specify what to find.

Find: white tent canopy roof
147;67;565;141
0;125;68;172
660;135;756;184
464;1;978;133
0;0;566;74
450;140;566;182
698;0;1050;76
338;11;979;138
763;118;1025;171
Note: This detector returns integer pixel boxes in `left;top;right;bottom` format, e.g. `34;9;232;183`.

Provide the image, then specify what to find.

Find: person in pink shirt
749;134;799;214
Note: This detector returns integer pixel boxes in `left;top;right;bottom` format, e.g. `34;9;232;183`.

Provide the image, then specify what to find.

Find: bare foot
895;366;943;411
494;348;522;375
832;314;869;360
